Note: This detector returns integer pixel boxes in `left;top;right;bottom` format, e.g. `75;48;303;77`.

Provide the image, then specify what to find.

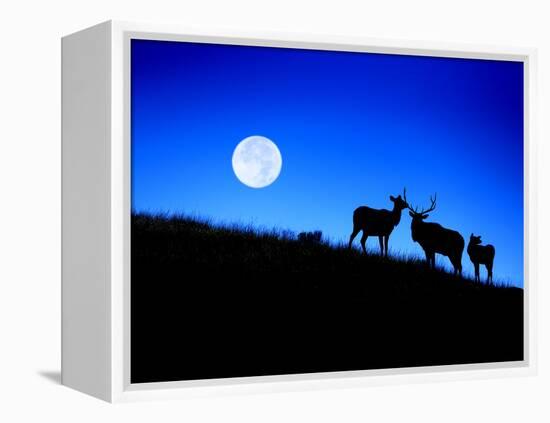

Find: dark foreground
131;213;524;384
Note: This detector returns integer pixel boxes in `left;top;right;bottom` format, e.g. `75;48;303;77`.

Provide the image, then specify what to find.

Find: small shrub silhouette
298;230;323;244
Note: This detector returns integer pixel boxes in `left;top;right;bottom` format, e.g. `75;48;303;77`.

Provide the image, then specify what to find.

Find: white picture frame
61;20;537;403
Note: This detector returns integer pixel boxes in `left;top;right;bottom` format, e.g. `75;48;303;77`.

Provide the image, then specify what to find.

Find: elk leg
360;231;368;254
451;256;462;276
424;250;431;267
378;236;384;256
487;263;493;285
384;234;390;257
348;226;360;249
474;263;480;283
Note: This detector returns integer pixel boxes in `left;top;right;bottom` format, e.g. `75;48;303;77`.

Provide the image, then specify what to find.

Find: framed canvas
61;20;537;402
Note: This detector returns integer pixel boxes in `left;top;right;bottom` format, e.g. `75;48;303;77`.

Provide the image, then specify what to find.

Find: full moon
232;136;282;188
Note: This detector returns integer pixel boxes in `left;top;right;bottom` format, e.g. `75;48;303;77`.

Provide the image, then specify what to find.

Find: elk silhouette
348;189;409;256
408;194;464;275
467;234;495;284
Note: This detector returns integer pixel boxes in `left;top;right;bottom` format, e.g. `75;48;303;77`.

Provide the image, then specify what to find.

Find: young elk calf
467;234;495;284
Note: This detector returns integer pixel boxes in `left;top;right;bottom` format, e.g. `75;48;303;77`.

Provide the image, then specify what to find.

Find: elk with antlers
407;194;464;275
348;189;409;256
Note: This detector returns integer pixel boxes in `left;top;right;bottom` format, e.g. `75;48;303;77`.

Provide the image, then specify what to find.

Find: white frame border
109;20;537;403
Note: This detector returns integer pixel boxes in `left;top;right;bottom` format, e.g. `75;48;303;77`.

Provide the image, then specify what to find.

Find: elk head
407;193;437;222
469;234;482;245
390;188;409;211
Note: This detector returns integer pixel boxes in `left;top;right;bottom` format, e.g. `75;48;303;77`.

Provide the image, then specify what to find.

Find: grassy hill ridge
131;212;524;384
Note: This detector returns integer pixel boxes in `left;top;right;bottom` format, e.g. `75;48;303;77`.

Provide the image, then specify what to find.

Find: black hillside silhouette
131;213;523;384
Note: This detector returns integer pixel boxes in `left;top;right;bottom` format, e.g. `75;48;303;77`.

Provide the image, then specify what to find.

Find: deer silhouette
408;194;464;275
348;189;409;256
467;234;495;284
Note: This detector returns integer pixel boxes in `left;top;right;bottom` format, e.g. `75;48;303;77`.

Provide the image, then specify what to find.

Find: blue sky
131;39;524;286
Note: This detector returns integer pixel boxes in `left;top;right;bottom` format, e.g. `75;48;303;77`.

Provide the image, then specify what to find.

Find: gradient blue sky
131;39;524;286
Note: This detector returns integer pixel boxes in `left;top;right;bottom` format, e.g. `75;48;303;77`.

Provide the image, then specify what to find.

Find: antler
408;193;437;215
424;193;437;214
